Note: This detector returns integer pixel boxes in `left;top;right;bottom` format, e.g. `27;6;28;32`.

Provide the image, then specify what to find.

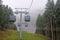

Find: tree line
0;1;17;30
36;0;60;40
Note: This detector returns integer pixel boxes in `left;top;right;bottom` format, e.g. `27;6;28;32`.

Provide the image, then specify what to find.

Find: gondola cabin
24;15;30;22
25;23;28;27
9;15;16;22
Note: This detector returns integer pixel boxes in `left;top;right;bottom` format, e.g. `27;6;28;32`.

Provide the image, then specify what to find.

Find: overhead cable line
28;0;33;12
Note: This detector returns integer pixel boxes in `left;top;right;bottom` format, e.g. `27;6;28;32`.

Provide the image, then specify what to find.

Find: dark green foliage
36;14;45;35
38;0;60;40
36;15;41;27
0;4;16;30
36;0;60;40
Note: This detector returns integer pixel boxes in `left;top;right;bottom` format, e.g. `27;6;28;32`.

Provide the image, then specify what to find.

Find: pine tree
54;0;60;40
55;0;60;27
0;4;14;30
35;14;44;34
43;0;55;40
0;0;2;5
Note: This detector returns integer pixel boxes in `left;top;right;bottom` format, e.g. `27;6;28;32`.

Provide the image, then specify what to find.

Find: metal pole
15;8;28;40
20;8;22;39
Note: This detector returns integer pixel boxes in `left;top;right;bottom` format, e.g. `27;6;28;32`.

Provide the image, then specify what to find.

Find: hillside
0;30;49;40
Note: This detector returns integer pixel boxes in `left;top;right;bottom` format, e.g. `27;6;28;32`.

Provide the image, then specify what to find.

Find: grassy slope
0;30;49;40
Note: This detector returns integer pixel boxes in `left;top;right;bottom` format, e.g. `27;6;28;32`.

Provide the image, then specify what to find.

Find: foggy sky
2;0;57;13
2;0;57;12
2;0;47;11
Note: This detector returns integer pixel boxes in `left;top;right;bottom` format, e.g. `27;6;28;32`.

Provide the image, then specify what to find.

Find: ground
0;30;49;40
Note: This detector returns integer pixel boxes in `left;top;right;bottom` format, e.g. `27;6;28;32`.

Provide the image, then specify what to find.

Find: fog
2;0;57;33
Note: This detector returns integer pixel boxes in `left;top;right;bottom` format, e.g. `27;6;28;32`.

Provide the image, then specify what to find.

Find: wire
28;0;33;12
15;0;33;14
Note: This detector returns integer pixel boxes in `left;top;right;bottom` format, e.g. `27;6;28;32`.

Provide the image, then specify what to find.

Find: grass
0;30;49;40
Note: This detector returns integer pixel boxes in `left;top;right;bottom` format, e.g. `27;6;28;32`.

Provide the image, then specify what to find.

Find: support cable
28;0;33;12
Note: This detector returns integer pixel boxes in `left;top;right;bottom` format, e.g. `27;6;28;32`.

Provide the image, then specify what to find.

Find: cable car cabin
9;15;16;22
25;24;28;27
25;23;28;27
24;15;30;22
